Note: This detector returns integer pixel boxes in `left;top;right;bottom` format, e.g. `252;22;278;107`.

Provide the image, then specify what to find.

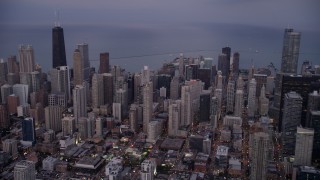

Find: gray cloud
0;0;319;31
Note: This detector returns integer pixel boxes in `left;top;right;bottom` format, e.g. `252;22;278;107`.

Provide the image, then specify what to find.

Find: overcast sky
1;0;319;32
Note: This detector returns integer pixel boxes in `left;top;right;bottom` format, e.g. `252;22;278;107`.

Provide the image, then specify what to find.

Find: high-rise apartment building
115;88;128;117
294;127;314;166
30;71;40;93
7;94;19;114
282;91;302;156
45;106;63;132
78;117;94;140
129;104;138;132
52;26;67;68
210;96;218;127
280;28;301;74
48;93;67;108
18;45;35;73
3;139;18;158
14;160;36;180
306;91;320;126
253;73;267;97
62;116;76;136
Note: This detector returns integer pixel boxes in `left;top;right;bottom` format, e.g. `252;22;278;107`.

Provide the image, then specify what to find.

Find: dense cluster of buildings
0;23;320;180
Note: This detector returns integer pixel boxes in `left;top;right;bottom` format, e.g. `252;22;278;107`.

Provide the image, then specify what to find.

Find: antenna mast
54;9;61;27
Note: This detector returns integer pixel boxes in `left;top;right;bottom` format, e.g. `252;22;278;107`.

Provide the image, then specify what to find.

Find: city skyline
1;1;320;73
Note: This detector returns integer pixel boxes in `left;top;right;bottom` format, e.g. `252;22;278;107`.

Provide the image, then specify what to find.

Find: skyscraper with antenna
52;10;67;68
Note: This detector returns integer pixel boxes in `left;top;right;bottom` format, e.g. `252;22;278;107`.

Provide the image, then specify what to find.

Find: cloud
0;0;319;31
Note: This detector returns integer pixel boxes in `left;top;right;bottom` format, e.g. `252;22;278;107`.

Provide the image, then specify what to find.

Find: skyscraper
251;132;270;180
0;105;9;129
168;100;181;137
143;82;153;133
92;73;104;108
99;52;109;74
1;84;13;104
310;111;320;163
181;80;203;126
103;73;113;105
52;26;67;68
22;117;36;145
77;43;90;82
62;116;76;136
259;85;269;116
18;45;35;73
280;28;301;74
199;92;211;122
0;59;8;83
170;76;180;100
78;117;94;140
248;78;257;117
210;96;218;127
232;52;240;74
73;85;87;122
294;127;314;166
115;88;128;118
50;66;71;101
234;89;244;117
178;54;184;78
129;104;138;132
226;80;235;113
7;55;19;74
73;49;83;85
12;84;29;105
45;106;63;132
3;139;18;158
218;54;228;79
222;46;231;79
282;91;302;156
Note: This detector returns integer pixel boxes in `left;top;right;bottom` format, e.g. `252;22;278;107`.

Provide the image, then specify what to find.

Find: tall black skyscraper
222;47;231;79
52;26;67;68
